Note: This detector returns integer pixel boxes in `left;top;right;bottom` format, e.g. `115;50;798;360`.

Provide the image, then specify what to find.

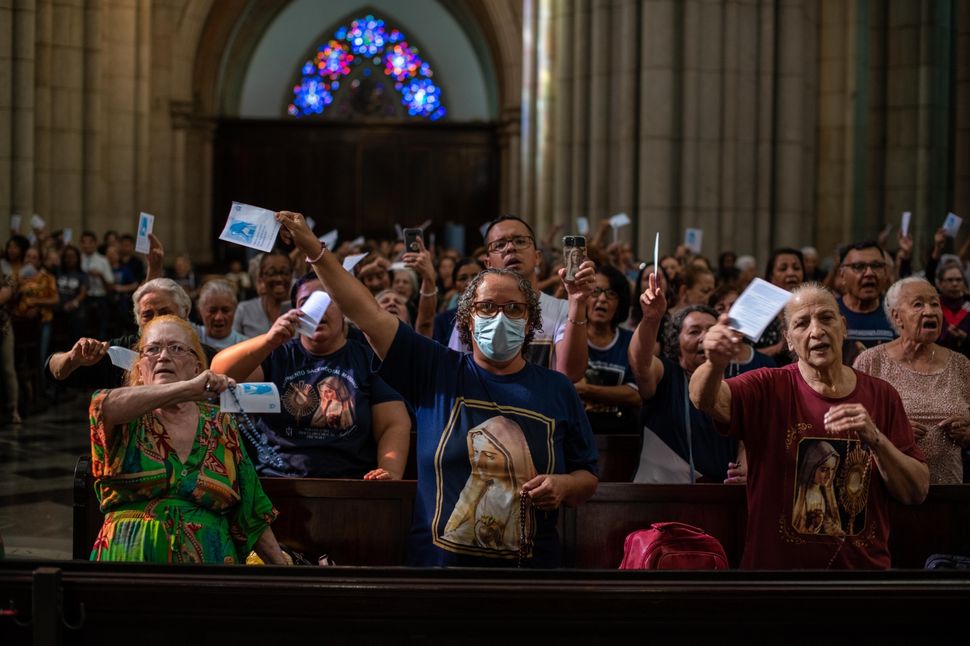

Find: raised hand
560;259;596;303
185;369;235;403
702;313;743;369
267;309;302;347
276;211;321;258
68;338;109;368
638;271;667;325
403;237;435;283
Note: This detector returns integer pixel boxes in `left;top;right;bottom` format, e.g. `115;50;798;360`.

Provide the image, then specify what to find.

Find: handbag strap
682;373;696;484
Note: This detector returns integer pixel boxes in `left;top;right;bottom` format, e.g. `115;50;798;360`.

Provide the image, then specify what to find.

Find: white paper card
394;224;404;240
305;216;316;232
342;252;367;273
348;236;365;247
220;383;281;413
417;219;431;231
684;228;703;254
219;202;280;252
576;217;589;235
389;261;407;271
296;290;332;335
943;212;962;238
107;346;139;371
135;212;155;254
479;222;490;240
63;228;73;244
319;229;338;249
609;212;631;228
653;232;660;265
901;211;911;237
633;427;702;484
10;214;21;232
727;277;792;342
31;214;45;230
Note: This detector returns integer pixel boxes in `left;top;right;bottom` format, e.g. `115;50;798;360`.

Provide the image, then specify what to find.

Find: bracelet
419;288;438;298
305;244;327;264
568;317;587;326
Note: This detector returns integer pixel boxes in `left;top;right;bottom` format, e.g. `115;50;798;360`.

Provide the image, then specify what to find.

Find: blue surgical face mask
472;312;526;362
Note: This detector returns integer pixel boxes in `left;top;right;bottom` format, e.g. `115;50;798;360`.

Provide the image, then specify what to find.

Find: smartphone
403;228;423;253
562;235;587;282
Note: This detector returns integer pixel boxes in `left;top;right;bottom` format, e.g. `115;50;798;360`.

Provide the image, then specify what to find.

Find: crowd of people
2;211;969;569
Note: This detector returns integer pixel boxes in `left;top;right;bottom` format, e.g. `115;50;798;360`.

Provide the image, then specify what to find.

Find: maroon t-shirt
719;363;923;569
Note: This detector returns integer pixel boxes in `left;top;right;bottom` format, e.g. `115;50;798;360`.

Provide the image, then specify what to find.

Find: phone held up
562;235;587;282
403;228;423;253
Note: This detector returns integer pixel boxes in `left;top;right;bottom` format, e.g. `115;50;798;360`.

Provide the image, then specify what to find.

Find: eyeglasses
591;287;619;300
471;301;529;319
141;342;197;359
487;236;534;254
842;261;887;273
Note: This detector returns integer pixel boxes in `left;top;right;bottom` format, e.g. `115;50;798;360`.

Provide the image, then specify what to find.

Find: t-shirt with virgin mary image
381;321;599;568
251;337;405;478
718;363;924;569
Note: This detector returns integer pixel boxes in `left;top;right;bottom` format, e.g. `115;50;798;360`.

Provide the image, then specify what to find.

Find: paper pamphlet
220;383;281;413
319;229;339;249
296;290;332;336
576;217;589;235
901;211;911;237
942;212;962;238
726;277;792;342
684;228;703;254
107;346;139;371
342;253;367;273
135;212;155;254
219;202;281;252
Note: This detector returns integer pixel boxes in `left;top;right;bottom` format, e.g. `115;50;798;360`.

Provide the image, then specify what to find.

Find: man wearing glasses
837;241;896;365
447;215;595;382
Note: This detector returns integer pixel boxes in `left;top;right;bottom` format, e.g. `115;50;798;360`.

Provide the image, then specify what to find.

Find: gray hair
197;279;238;310
132;278;192;324
391;267;419;296
736;255;757;272
936;259;966;285
780;282;836;330
800;246;819;258
884;276;934;334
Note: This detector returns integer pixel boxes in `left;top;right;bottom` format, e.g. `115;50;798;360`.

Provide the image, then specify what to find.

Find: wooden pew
74;457;970;568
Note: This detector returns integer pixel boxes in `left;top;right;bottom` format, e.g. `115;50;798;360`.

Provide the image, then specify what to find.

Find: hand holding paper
219;202;281;252
942;212;963;238
107;346;139;371
726;277;792;343
220;383;281;413
296;290;332;335
135;212;155;254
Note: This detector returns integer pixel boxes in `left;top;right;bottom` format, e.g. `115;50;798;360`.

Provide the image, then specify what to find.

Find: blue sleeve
379;320;453;406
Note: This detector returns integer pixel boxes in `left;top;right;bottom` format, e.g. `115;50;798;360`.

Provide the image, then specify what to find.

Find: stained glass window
288;15;446;121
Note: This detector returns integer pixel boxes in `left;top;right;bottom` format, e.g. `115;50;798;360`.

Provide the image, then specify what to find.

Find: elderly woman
47;278;197;388
193;279;246;350
853;277;970;484
690;282;928;569
88;315;285;564
276;211;598;568
629;275;771;483
935;261;970;358
211;272;411;480
753;247;805;362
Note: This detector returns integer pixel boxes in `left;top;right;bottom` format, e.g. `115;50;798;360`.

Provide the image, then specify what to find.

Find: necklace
899;344;936;367
227;384;286;470
517;491;532;568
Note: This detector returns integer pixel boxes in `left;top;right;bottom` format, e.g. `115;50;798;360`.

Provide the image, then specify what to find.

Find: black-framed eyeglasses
141;342;197;359
471;301;529;319
591;287;619;300
486;236;534;254
842;261;887;273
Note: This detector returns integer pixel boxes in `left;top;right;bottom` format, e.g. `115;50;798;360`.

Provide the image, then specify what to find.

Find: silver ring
205;381;211;392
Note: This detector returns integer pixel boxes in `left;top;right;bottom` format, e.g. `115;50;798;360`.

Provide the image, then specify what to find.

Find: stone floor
0;391;89;559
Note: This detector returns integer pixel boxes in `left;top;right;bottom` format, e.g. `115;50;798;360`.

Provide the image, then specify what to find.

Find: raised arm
404;238;437;339
277;211;398;359
556;259;595;382
210;309;303;381
627;272;666;399
101;370;233;429
48;337;109;380
688;313;742;424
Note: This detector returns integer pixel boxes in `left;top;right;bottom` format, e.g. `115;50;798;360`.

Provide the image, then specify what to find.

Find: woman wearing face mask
276;211;598;568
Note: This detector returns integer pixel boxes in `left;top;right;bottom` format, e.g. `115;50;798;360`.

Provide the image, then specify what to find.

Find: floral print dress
88;390;277;563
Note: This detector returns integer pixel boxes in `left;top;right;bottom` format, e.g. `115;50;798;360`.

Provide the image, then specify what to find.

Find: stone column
11;0;36;219
0;1;13;221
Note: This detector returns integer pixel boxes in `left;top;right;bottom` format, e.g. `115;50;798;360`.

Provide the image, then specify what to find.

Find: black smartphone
403;228;423;253
562;235;587;282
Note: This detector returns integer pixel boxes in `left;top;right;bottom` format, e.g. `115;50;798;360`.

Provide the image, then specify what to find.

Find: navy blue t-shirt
250;337;403;478
432;308;457;346
837;296;896;365
585;328;639;434
379;322;599;568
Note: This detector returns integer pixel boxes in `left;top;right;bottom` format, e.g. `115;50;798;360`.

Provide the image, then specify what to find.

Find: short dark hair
481;214;536;244
81;230;97;241
290;271;320;304
120;233;135;243
596;264;632;330
452;257;484;284
838;241;883;265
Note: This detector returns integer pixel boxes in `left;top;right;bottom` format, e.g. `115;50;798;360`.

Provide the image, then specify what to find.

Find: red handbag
618;522;729;570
